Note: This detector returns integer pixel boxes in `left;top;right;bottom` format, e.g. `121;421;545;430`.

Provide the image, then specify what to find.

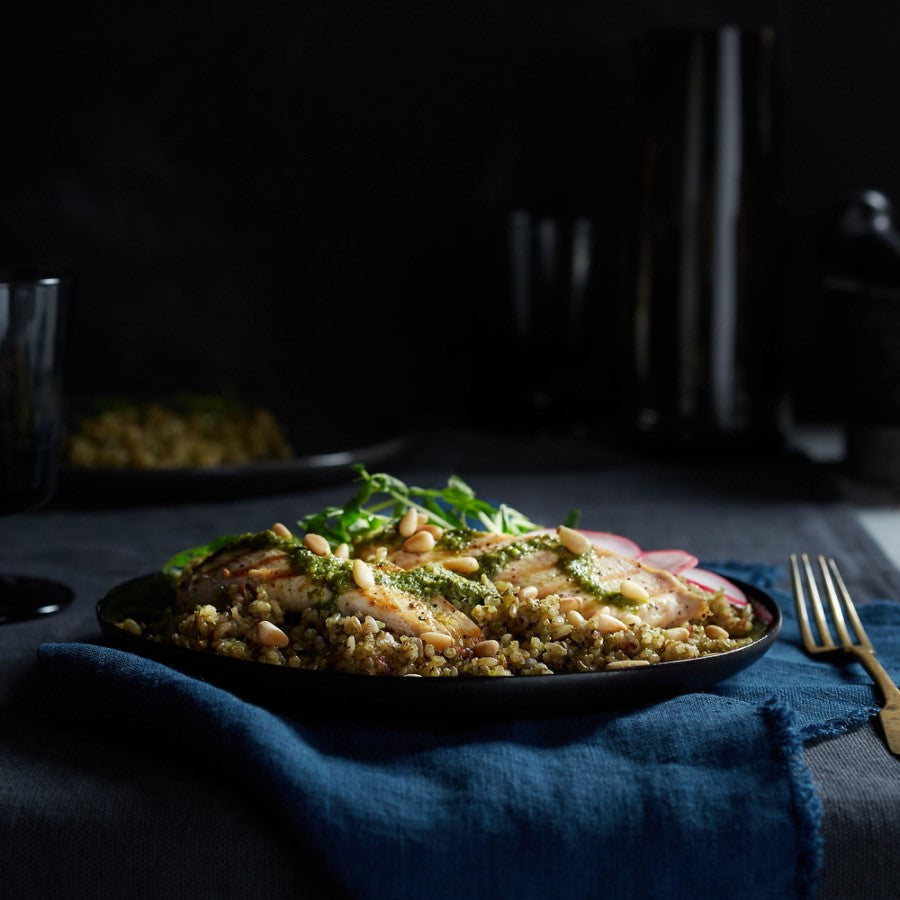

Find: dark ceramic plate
96;573;781;718
60;431;410;503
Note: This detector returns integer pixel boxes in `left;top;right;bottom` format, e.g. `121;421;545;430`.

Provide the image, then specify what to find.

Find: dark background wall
2;1;899;429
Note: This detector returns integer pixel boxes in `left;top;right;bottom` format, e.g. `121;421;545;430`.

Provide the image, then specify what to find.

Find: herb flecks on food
298;466;540;548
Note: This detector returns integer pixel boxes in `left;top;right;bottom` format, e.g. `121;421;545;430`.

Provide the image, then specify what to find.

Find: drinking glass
0;274;73;622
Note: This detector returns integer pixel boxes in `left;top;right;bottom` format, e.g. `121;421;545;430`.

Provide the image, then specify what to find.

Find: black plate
96;573;781;718
60;432;410;503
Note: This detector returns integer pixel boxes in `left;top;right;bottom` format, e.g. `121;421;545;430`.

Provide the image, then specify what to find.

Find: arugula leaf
163;534;236;575
297;466;541;547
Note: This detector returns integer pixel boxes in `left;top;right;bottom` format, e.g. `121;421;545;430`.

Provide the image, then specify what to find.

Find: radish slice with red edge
682;567;748;607
577;530;642;558
526;529;642;558
637;549;699;574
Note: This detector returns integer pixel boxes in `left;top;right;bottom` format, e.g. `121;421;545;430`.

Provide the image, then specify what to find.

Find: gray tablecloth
1;435;898;899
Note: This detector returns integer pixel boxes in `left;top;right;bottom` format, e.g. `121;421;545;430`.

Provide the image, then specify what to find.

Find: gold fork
790;553;900;755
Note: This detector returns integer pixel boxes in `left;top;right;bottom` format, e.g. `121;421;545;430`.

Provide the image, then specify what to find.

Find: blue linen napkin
38;563;900;900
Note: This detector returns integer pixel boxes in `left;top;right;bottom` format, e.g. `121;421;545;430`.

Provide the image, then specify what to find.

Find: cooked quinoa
120;581;761;677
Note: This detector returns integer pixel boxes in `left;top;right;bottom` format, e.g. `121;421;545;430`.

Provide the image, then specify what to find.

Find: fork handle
850;646;900;756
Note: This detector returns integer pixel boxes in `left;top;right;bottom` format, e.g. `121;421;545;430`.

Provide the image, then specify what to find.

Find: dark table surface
2;430;898;899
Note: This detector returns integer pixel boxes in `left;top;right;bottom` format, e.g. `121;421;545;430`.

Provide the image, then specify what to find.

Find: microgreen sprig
298;466;541;547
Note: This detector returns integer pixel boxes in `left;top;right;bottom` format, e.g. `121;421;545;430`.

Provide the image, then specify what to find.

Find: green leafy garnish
298;466;541;547
163;534;236;576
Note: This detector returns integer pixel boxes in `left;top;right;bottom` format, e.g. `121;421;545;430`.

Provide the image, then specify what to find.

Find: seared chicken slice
338;584;483;642
177;537;483;644
177;545;332;612
494;546;707;627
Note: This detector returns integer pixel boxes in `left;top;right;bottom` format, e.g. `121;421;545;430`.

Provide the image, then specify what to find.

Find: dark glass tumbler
0;275;73;622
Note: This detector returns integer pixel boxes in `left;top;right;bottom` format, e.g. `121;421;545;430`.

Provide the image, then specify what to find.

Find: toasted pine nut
706;624;729;640
420;631;453;651
398;507;418;538
619;578;650;602
271;522;292;539
334;543;350;559
566;609;587;627
557;596;581;613
417;524;444;540
416;512;429;529
518;585;539;600
664;627;690;642
352;559;375;590
402;531;435;553
594;613;628;634
303;533;331;556
620;613;643;626
443;556;479;574
474;639;500;657
120;618;141;636
558;525;592;555
257;621;289;648
606;658;651;670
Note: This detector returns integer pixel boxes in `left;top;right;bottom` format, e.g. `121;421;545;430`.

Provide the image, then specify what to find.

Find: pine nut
664;627;690;642
352;559;375;590
417;524;444;540
416;513;429;529
594;613;628;634
706;624;729;640
120;618;141;636
519;585;539;600
620;613;643;626
402;531;436;553
420;631;453;651
619;578;650;602
257;621;289;648
303;533;331;556
443;556;479;574
557;596;582;613
398;507;418;538
606;658;651;670
334;543;350;559
271;522;292;539
474;639;500;657
566;609;587;627
558;525;592;555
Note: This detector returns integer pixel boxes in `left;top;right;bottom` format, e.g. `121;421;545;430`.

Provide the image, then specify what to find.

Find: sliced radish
681;567;748;607
577;530;642;558
637;549;699;574
525;528;641;558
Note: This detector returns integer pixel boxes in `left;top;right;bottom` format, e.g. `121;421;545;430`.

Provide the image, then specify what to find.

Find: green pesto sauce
559;552;637;609
474;535;560;578
391;563;497;611
437;528;479;552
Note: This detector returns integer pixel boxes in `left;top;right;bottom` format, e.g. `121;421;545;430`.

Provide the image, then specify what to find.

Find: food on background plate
118;468;767;676
65;395;293;469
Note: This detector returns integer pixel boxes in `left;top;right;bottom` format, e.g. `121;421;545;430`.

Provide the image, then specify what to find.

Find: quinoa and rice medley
118;470;765;677
121;579;759;677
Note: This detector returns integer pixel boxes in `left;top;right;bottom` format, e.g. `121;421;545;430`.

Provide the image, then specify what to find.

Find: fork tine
827;558;874;650
818;555;853;647
801;553;836;649
790;553;819;652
